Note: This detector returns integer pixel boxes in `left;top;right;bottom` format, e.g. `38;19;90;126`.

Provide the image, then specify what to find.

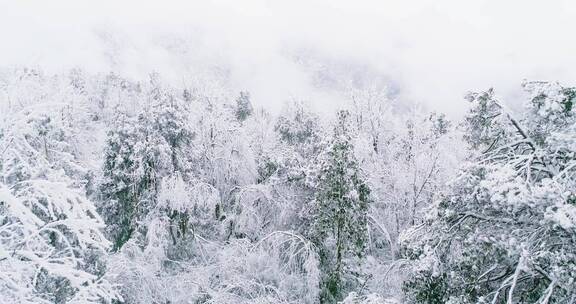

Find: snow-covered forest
2;0;576;303
1;67;574;303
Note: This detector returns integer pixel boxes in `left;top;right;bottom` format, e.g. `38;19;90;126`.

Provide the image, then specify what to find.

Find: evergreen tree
313;110;371;303
99;111;147;250
235;91;253;121
99;78;194;250
274;99;321;148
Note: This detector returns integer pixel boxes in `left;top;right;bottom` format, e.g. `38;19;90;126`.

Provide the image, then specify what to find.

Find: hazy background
1;0;575;116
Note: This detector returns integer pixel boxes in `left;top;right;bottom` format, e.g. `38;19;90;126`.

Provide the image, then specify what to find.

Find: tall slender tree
313;110;371;303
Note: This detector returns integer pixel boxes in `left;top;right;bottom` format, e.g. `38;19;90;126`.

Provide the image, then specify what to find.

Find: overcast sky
1;0;575;116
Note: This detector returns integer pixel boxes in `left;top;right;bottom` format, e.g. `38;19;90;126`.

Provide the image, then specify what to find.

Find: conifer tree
99;78;194;250
313;110;371;303
235;91;253;121
99;111;147;250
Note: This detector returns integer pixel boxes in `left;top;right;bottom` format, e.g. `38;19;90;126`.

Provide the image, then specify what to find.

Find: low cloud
1;0;575;116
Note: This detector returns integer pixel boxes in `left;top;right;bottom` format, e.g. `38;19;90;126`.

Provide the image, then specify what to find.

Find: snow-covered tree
235;91;253;122
99;111;147;250
99;75;196;250
312;110;371;303
0;96;119;303
402;82;576;303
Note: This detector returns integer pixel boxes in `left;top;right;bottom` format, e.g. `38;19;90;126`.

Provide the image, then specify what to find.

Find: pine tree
99;78;195;250
99;111;147;250
235;91;253;121
313;110;371;303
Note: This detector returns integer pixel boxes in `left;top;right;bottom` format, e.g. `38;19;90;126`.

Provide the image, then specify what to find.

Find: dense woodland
0;68;574;303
